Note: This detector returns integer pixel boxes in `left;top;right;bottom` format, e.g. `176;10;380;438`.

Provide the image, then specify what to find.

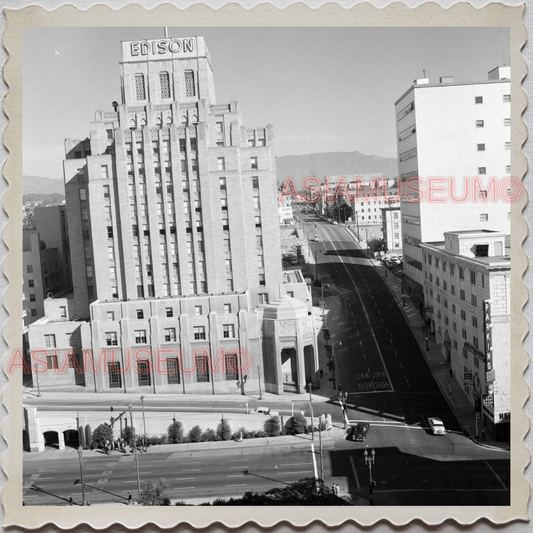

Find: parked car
291;257;299;265
314;235;320;242
428;417;446;435
251;407;279;416
348;422;370;442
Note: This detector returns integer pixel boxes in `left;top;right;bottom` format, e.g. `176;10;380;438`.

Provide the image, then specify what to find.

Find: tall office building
26;36;317;395
395;67;511;311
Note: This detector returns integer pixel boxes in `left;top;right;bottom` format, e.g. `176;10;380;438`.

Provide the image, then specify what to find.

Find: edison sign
122;38;197;62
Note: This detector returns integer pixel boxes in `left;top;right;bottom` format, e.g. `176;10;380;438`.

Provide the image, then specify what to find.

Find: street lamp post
140;396;147;452
128;402;142;499
364;448;376;503
332;341;341;390
308;382;314;442
257;365;263;400
76;412;85;506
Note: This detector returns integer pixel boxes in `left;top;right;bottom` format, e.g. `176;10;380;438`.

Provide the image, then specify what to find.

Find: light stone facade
421;230;510;440
395;68;512;312
25;35;318;396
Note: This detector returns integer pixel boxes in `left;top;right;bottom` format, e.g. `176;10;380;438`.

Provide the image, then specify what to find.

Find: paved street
22;214;511;506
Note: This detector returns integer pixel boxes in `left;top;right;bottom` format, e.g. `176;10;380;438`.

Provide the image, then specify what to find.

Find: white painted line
180;469;201;472
311;443;318;480
277;471;313;476
173;487;196;490
399;362;403;369
230;466;250;469
175;478;196;481
278;463;313;467
226;484;248;487
405;377;410;387
226;474;245;477
485;461;508;490
349;456;361;491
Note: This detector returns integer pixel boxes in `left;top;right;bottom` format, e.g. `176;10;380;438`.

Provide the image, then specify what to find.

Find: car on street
314;235;320;242
291;256;299;265
348;422;370;442
250;407;279;416
428;417;446;435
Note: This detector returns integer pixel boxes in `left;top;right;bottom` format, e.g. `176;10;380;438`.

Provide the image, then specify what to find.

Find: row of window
475;118;511;127
425;254;486;286
107;351;242;389
105;323;236;346
106;303;233;322
134;71;195;101
474;94;511;104
477;142;511;151
217;156;258;171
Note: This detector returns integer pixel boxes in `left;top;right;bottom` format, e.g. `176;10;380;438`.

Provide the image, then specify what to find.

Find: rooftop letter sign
122;37;198;62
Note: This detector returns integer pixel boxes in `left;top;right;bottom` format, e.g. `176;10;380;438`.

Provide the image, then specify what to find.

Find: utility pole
308;382;314;442
140;396;147;452
257;365;263;400
76;412;85;506
128;402;142;499
318;415;324;481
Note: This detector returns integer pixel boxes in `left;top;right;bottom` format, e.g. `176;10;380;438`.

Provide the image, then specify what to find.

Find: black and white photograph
2;2;530;529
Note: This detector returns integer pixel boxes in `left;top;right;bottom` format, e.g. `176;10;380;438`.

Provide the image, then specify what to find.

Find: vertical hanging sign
483;299;495;383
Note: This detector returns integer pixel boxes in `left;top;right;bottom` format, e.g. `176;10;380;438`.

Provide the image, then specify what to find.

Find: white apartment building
395;67;511;312
381;207;402;253
421;230;510;441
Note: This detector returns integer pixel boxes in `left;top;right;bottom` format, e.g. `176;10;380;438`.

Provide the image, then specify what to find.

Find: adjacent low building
421;230;510;441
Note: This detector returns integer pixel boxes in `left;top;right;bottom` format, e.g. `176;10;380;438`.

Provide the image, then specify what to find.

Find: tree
92;423;113;449
289;413;307;435
167;420;184;444
140;478;171;506
187;425;203;443
122;425;135;446
201;428;217;442
265;415;281;437
217;417;232;441
85;424;93;449
78;426;86;449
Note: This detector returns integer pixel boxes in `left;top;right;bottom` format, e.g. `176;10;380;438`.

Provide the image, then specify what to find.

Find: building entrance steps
342;227;510;451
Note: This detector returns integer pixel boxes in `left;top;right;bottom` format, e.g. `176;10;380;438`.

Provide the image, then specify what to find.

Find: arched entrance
281;347;298;392
43;431;59;449
63;429;80;449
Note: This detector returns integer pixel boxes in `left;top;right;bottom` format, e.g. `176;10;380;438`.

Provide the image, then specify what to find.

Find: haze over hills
275;151;399;190
23;175;65;196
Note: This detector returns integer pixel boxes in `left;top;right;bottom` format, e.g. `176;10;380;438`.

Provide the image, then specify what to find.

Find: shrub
140;478;171;506
187;425;203;443
244;430;256;439
265;415;282;437
231;431;242;441
78;426;86;449
255;430;267;438
92;423;113;449
167;420;184;444
217;418;232;441
289;413;307;435
122;426;135;446
85;424;92;449
201;428;217;442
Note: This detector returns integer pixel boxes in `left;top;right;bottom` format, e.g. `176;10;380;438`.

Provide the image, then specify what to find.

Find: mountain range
275;151;398;190
23;175;65;196
23;150;399;196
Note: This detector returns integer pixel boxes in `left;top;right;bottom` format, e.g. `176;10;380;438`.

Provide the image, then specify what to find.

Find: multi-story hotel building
395;67;511;312
421;230;510;441
26;36;317;396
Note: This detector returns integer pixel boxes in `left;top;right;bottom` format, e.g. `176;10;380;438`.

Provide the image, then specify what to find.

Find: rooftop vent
440;76;454;84
414;78;429;85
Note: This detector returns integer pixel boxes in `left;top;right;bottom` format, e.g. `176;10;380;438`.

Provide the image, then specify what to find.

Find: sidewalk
343;227;509;452
23;425;347;462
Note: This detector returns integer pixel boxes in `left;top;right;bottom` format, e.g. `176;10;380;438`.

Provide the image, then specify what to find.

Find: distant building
381;206;402;253
421;230;510;441
278;195;294;226
25;35;318;396
395;67;511;312
23;230;62;326
34;205;72;293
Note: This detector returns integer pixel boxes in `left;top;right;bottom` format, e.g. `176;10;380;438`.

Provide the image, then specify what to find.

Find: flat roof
395;77;509;106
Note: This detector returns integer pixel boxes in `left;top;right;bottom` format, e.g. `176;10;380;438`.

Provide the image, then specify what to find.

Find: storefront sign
483;299;494;382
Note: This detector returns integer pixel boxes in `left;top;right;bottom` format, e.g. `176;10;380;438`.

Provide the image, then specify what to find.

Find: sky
23;26;509;181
